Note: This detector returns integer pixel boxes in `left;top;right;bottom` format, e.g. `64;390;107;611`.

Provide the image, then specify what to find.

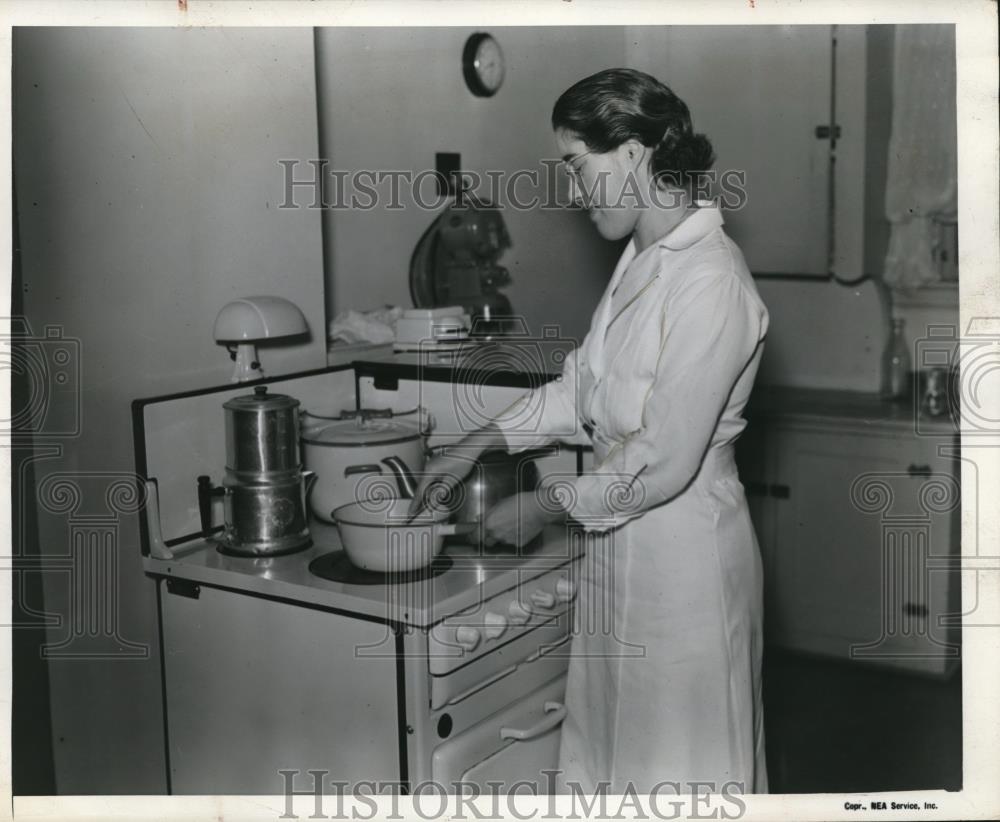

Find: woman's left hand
483;491;561;548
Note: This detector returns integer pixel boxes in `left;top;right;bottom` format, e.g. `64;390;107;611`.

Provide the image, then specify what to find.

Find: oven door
431;674;566;794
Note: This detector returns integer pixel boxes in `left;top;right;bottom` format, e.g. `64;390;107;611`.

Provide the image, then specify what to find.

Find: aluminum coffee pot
200;385;315;556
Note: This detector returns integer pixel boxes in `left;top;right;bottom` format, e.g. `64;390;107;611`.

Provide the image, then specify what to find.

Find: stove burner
309;551;454;585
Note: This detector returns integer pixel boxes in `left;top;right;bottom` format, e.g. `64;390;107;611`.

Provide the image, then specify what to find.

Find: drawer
430;612;571;709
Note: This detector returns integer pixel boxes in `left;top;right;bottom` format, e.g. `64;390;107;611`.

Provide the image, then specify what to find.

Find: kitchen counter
347;351;958;435
350;340;570;389
745;384;959;434
144;519;582;629
327;341;394;367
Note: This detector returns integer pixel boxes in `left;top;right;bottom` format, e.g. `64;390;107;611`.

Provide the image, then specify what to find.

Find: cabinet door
627;26;833;275
161;582;401;793
768;427;959;676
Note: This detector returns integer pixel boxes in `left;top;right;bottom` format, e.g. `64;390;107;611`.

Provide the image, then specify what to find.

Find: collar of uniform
656;203;724;251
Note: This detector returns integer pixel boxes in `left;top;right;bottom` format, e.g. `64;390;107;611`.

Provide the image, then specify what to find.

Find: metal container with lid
448;448;540;525
206;385;314;556
224;385;302;478
301;408;429;522
220;473;314;556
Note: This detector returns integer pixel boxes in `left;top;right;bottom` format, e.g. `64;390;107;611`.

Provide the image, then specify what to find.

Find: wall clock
462;33;505;97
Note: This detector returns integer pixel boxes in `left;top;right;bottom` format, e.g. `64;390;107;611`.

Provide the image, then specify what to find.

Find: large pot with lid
301;408;429;522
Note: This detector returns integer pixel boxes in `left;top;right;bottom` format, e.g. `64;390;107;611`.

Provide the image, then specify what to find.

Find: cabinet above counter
628;25;894;281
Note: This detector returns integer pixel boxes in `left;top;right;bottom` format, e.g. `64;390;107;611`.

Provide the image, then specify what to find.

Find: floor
13;639;964;796
762;648;963;793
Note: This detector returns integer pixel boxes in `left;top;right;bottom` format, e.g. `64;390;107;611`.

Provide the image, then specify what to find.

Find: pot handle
302;469;318;495
417;405;436;436
344;464;383;478
196;475;225;533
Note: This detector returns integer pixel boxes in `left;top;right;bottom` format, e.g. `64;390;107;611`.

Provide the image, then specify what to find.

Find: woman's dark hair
552;68;715;190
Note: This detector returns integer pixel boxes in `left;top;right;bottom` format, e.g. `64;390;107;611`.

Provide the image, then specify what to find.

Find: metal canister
221;472;315;556
921;367;950;417
216;385;313;556
223;386;301;479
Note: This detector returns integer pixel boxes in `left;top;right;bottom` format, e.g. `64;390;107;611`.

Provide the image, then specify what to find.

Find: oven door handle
499;701;567;742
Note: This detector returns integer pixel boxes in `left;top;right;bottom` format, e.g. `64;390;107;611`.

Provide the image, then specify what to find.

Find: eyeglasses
562;149;595;182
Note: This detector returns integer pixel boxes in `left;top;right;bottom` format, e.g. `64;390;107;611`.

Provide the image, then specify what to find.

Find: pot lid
223;385;300;413
301;414;422;446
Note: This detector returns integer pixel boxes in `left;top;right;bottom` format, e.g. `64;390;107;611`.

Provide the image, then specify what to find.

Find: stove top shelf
144;518;582;629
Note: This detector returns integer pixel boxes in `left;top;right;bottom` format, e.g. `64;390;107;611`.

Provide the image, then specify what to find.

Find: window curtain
883;24;958;289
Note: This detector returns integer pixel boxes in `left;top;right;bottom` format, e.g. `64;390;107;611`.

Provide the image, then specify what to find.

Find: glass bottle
881;318;911;399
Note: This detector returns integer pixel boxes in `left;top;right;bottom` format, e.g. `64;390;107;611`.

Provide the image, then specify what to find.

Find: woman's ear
613;139;643;165
623;139;645;161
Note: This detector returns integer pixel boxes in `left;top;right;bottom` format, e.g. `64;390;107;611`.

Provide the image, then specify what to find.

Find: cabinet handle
814;124;842;140
906;464;932;478
745;481;769;497
770;484;791;499
903;602;929;618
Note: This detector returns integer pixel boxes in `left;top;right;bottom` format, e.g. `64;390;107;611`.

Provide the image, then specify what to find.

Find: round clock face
463;33;505;97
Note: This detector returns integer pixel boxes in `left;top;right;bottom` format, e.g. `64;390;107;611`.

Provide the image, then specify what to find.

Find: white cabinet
627;25;893;279
161;581;400;793
737;410;960;677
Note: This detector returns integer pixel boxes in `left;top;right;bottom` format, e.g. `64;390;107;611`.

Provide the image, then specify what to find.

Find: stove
144;509;582;794
134;364;585;795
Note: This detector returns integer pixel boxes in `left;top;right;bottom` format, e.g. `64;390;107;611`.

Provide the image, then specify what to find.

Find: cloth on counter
327;306;403;345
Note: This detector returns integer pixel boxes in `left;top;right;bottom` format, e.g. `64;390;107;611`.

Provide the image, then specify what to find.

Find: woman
412;68;769;795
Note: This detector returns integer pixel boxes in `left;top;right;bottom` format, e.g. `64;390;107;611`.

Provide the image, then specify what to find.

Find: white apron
557;446;767;795
496;206;769;795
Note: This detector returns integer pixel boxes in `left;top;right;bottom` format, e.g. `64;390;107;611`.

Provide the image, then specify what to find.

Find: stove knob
508;601;531;625
455;626;481;652
555;578;578;602
530;589;556;611
484;611;508;640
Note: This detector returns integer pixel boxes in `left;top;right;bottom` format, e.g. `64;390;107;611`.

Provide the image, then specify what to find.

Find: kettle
380;449;540;523
451;450;540;523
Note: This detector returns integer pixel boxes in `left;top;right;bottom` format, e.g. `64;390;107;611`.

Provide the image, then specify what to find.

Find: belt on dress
588;426;738;483
698;446;738;480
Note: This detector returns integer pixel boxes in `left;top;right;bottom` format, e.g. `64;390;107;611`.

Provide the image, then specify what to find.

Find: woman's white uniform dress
495;204;769;795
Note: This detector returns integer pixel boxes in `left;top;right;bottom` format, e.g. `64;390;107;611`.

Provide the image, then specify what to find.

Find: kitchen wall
316;27;629;346
12;27;325;792
320;25;954;393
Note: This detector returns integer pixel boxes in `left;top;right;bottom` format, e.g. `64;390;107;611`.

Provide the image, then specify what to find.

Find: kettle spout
381;455;418;499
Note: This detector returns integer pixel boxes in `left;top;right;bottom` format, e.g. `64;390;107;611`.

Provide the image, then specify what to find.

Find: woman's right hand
407;449;476;519
407;423;509;518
